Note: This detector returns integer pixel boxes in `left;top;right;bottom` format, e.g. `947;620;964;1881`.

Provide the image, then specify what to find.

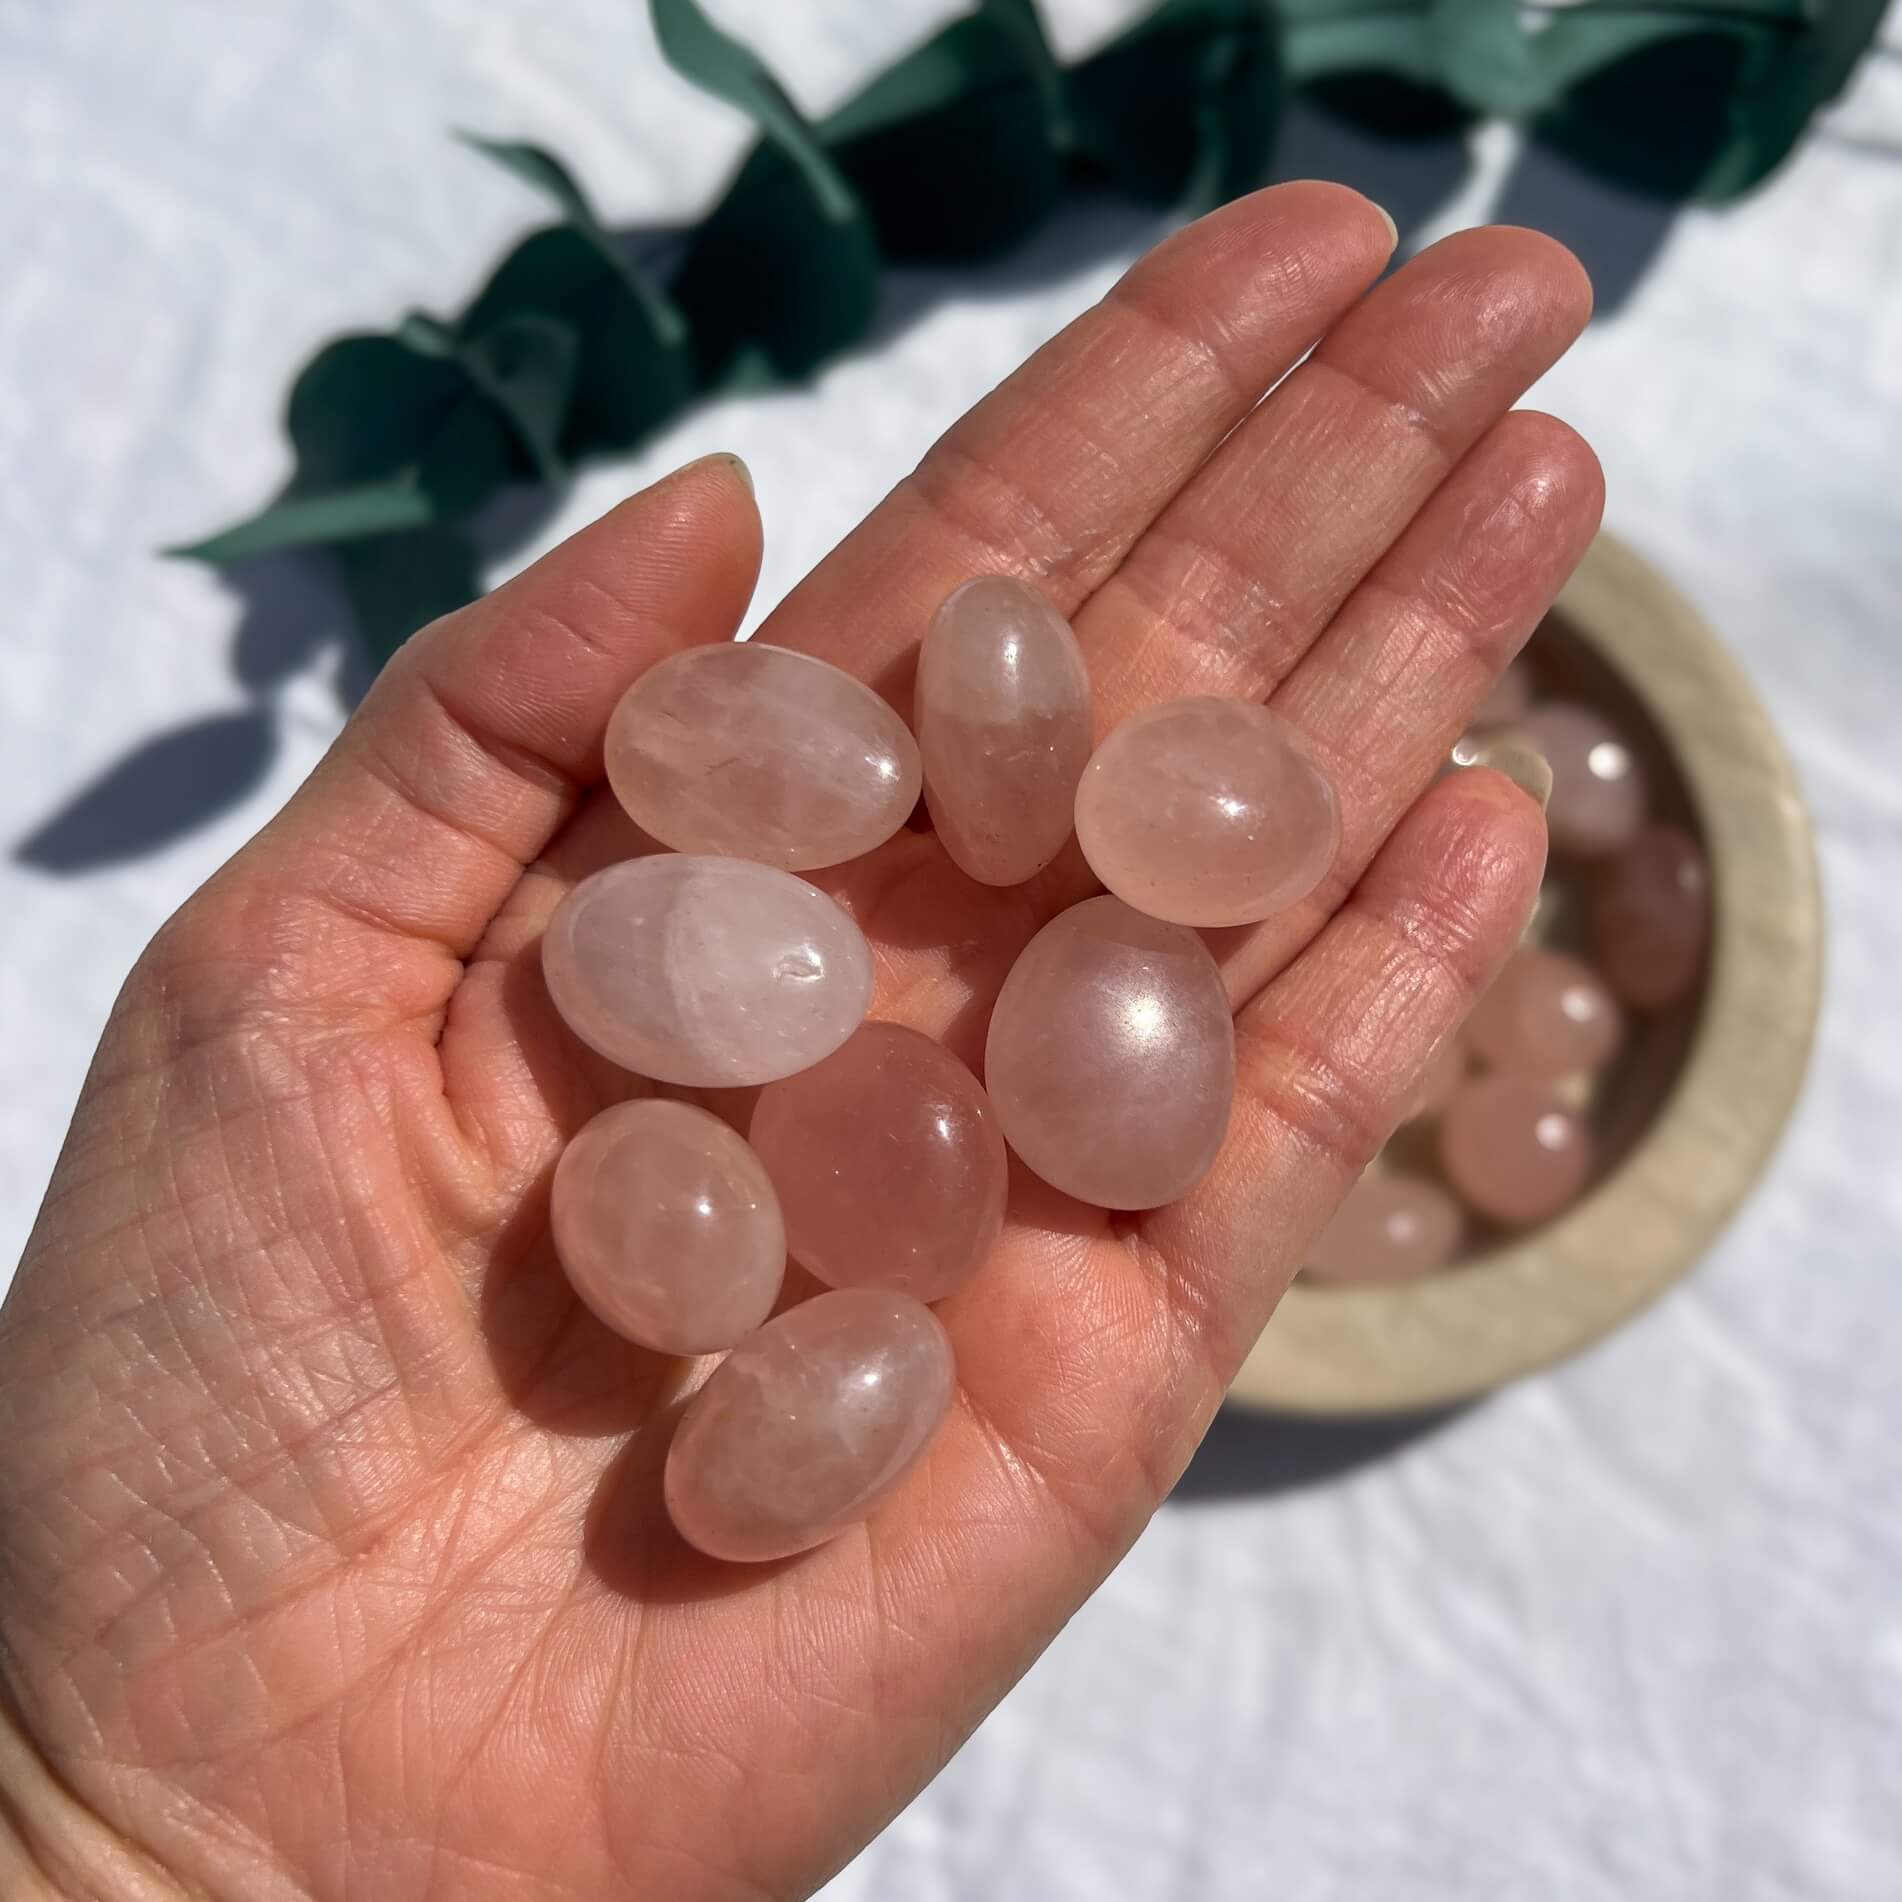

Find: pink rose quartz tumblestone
1466;946;1625;1079
1519;702;1649;858
749;1022;1007;1303
1075;696;1339;926
542;855;873;1086
1304;1173;1466;1284
664;1288;956;1563
605;642;921;870
985;896;1235;1209
1440;1073;1593;1228
551;1099;785;1355
1592;823;1712;1010
917;577;1094;886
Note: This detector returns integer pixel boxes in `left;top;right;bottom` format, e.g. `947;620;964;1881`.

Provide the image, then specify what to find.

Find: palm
1;188;1599;1902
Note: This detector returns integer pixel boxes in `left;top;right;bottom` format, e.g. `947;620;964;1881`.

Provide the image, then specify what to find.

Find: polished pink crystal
984;896;1235;1208
1592;824;1711;1010
1304;1172;1465;1283
605;642;921;870
1440;1073;1593;1228
1403;1034;1469;1123
542;855;873;1085
1466;946;1624;1078
551;1099;785;1354
917;577;1093;887
1074;696;1339;926
1520;702;1648;858
664;1288;956;1563
749;1022;1007;1303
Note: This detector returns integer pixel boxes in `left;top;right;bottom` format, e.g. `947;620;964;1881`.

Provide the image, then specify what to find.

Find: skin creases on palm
0;184;1597;1902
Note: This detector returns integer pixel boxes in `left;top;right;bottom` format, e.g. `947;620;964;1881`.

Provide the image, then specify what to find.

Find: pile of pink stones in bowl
1302;651;1713;1289
542;577;1343;1563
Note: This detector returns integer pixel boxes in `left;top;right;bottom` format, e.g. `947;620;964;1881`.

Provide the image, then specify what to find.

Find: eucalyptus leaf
169;480;438;564
336;526;483;666
169;0;1885;667
822;9;1067;262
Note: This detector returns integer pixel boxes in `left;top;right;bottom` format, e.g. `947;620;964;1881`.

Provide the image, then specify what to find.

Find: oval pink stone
750;1023;1007;1303
551;1099;785;1354
1592;823;1711;1010
1440;1073;1593;1228
664;1289;956;1563
916;577;1093;886
542;856;873;1086
1466;947;1625;1078
1304;1173;1465;1284
1520;702;1649;859
985;896;1235;1209
605;643;921;870
1074;696;1339;926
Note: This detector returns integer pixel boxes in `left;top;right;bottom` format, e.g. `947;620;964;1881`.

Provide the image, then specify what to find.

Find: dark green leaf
461;226;694;455
455;314;579;480
169;480;438;564
282;333;471;491
650;0;858;223
335;526;482;666
822;11;1067;262
1068;0;1281;207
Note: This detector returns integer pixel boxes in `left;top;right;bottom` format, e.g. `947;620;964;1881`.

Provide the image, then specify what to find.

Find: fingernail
1373;202;1398;250
684;451;753;494
1473;732;1553;810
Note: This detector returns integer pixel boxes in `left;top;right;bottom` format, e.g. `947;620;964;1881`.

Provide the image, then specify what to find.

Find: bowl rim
1226;531;1823;1417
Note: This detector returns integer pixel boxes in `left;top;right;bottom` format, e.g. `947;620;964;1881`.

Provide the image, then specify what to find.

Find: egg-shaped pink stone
1592;823;1712;1010
1304;1173;1466;1284
985;896;1235;1209
1520;702;1649;858
1074;696;1339;926
1466;947;1625;1079
551;1099;785;1354
916;577;1093;886
1440;1073;1593;1228
750;1023;1007;1303
664;1289;956;1563
542;855;873;1086
605;642;921;870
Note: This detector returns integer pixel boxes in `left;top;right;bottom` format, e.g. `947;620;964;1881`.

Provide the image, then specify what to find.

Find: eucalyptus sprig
173;0;1882;663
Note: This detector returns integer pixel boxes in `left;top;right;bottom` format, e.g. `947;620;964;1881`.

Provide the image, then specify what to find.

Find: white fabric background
5;3;1900;1896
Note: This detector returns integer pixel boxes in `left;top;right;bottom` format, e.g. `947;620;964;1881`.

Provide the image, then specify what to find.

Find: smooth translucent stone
1403;1034;1469;1123
605;642;921;870
551;1100;785;1355
916;577;1093;887
1520;702;1649;858
543;856;873;1086
1305;1173;1465;1284
750;1023;1007;1303
1592;824;1712;1010
985;896;1235;1209
664;1289;956;1563
1466;946;1624;1078
1074;697;1339;926
1472;657;1533;729
1440;1073;1593;1228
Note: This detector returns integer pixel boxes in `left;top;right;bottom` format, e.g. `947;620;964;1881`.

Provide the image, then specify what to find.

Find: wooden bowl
1226;532;1822;1417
